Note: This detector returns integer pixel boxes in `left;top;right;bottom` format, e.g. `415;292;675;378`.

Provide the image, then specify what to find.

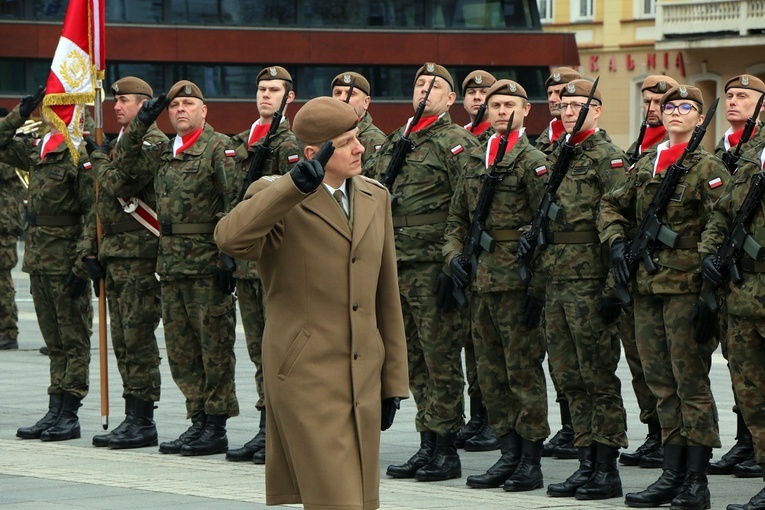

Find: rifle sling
488;229;523;241
392;212;448;228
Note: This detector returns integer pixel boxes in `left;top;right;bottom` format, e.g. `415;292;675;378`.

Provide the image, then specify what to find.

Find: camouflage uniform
357;112;386;172
538;129;629;449
372;112;477;434
0;106;94;398
229;119;301;409
87;123;167;403
113;118;239;418
444;132;549;440
0;159;23;346
601;145;727;448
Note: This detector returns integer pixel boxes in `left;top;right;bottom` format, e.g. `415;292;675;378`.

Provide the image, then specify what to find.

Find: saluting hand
137;92;168;125
289;159;325;194
19;86;46;118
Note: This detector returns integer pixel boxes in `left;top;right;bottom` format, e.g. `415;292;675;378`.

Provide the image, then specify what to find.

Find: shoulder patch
451;144;464;155
374;144;382;151
708;177;723;189
361;175;386;189
610;159;624;169
534;165;548;176
225;149;236;157
288;154;300;164
82;161;92;171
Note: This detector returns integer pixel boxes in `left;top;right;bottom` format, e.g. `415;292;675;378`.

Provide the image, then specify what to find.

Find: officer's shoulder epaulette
361;175;386;189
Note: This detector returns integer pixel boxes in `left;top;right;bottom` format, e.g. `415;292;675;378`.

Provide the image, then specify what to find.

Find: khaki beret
257;66;293;84
461;70;496;96
293;97;359;145
415;62;454;91
110;77;153;98
545;67;582;89
560;79;602;104
641;75;679;94
661;85;704;108
167;80;204;102
725;74;765;94
331;72;370;96
485;79;528;102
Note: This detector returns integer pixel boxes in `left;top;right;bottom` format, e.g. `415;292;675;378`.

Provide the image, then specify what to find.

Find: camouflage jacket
714;121;765;171
87;123;167;262
372;112;478;264
602;144;728;296
112;119;237;279
444;132;547;294
0;106;94;277
700;151;765;317
537;129;630;283
0;160;24;237
229;118;301;279
358;113;386;172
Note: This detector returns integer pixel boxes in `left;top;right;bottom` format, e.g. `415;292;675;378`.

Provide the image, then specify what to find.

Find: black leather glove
83;257;106;298
701;255;724;289
289;159;325;193
137;92;168;125
517;233;533;260
598;295;622;326
381;396;401;431
449;257;470;290
19;86;46;118
610;237;630;287
433;270;457;313
64;271;88;300
84;136;110;157
521;292;544;328
691;300;717;343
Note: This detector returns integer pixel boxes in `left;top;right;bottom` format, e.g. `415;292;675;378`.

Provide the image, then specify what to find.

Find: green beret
331;72;370;96
661;85;704;108
293;97;359;145
111;77;153;98
545;67;582;89
560;79;602;104
461;70;496;96
415;62;454;91
725;74;765;94
257;66;293;84
485;79;528;102
167;80;204;102
641;75;678;94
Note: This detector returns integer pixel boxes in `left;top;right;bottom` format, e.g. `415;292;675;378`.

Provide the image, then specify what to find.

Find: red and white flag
41;0;105;165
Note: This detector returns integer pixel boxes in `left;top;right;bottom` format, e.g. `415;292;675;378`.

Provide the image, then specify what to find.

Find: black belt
160;222;216;235
102;220;143;235
28;214;82;227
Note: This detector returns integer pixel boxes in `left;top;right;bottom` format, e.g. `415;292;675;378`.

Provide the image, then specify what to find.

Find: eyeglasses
662;102;700;115
555;102;587;113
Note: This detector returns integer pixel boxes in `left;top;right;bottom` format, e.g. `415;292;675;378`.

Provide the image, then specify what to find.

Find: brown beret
293;97;359;145
485;79;528;102
167;80;204;102
725;74;765;94
257;66;293;84
461;70;496;96
415;62;455;91
545;67;582;89
560;79;602;104
331;72;370;96
111;77;153;98
661;85;704;108
641;75;679;94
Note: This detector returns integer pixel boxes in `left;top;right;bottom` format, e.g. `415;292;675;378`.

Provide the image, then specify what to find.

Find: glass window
34;0;67;19
432;0;537;29
106;0;163;23
571;0;593;21
0;60;27;94
105;62;167;96
0;0;24;18
537;0;553;23
635;0;655;18
221;0;296;25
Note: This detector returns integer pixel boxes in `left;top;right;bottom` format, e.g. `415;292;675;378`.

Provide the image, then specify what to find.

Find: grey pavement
1;241;762;509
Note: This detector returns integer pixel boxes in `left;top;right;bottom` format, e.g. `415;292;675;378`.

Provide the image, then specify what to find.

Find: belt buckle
122;198;138;214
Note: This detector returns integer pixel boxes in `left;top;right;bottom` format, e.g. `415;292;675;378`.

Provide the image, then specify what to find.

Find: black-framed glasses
555;102;586;113
662;102;700;115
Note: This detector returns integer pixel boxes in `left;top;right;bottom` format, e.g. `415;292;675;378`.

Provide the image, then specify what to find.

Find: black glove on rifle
700;255;724;289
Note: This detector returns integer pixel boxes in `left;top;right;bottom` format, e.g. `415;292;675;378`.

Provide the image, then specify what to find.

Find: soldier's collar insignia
269;67;277;76
566;82;576;94
343;74;352;84
742;76;750;86
184;85;191;94
679;86;688;98
426;63;435;73
474;75;483;85
553;72;561;82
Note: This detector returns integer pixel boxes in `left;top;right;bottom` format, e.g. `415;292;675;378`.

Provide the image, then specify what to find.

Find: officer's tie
333;189;349;218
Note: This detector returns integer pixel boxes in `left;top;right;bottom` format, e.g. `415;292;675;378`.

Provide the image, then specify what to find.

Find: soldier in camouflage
225;66;301;465
112;80;239;457
461;70;496;144
603;85;727;509
374;62;477;482
1;90;95;442
444;79;550;491
85;77;166;450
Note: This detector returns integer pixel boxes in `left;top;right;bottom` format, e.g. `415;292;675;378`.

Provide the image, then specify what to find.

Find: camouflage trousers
473;290;549;441
634;293;721;448
399;263;465;434
161;277;239;418
717;300;740;414
464;327;481;399
726;314;765;464
30;273;93;399
0;240;18;341
237;277;266;409
618;303;658;424
105;258;161;402
545;279;627;448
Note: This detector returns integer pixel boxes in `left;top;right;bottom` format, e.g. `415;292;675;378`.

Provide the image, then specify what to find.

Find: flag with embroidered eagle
41;0;105;165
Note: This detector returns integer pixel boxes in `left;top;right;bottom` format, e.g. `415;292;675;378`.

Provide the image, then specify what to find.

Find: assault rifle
700;171;765;312
451;112;515;307
344;80;355;104
721;92;765;173
613;97;719;305
629;107;650;165
381;77;436;192
517;77;600;283
469;103;487;134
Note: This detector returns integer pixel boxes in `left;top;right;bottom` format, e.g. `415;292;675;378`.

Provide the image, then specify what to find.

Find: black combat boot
415;432;461;481
464;422;500;451
726;467;765;510
547;445;595;497
709;411;753;475
575;442;623;500
466;430;520;488
734;456;764;478
93;395;135;447
180;414;228;456
40;392;81;441
670;445;712;510
543;401;577;459
620;420;663;467
228;408;266;462
456;397;485;448
252;445;265;464
17;393;63;439
625;444;686;507
386;431;437;478
503;437;543;492
108;398;158;449
159;412;206;454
